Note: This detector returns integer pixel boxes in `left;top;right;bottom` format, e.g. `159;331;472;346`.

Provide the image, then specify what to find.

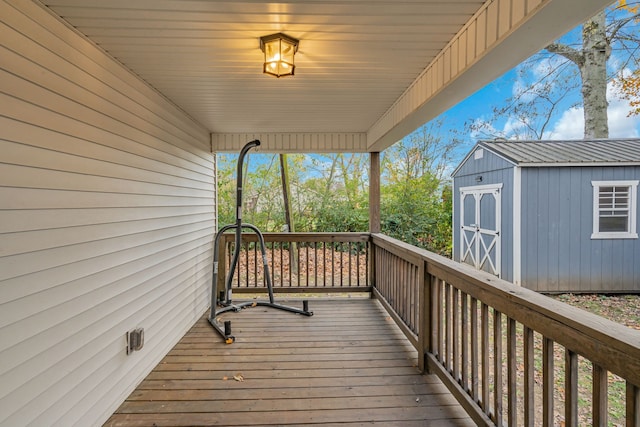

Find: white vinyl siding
591;180;638;239
0;1;213;426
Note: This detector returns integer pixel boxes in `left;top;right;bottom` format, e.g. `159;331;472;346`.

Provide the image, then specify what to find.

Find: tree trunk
580;10;610;138
545;10;610;139
279;154;298;274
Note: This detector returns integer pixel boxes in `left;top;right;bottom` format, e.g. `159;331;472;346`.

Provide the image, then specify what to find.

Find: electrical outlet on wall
126;328;144;355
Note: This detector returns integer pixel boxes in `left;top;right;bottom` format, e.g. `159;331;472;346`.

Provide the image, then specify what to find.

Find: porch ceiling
41;0;613;153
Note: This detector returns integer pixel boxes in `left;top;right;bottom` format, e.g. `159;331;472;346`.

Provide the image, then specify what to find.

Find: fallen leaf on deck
233;374;244;382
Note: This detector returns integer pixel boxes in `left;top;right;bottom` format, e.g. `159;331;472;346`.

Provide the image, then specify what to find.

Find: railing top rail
371;233;640;387
219;231;371;243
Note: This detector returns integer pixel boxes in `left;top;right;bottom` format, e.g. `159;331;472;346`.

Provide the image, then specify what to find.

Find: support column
369;152;381;233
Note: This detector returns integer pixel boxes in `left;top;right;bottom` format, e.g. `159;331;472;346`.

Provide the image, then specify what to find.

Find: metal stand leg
208;224;313;343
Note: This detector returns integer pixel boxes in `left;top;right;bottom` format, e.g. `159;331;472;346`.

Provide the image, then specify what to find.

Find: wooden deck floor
105;298;474;426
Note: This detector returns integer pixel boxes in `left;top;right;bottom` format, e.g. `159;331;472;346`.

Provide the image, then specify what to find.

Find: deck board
104;299;474;426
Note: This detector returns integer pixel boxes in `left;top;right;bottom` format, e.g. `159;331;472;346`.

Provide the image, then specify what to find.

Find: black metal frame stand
208;140;312;344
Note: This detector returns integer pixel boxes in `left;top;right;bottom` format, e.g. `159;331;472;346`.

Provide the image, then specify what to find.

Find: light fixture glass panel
281;40;295;64
260;33;298;77
264;39;280;63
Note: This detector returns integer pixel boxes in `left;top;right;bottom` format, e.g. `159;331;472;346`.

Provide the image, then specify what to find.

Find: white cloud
502;116;529;137
608;78;640;138
545;107;584;140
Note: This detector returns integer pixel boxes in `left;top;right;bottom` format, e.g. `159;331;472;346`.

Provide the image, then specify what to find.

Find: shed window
591;180;638;239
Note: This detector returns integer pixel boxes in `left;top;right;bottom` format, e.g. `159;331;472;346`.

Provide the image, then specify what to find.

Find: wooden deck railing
214;231;640;426
217;232;370;293
371;233;640;427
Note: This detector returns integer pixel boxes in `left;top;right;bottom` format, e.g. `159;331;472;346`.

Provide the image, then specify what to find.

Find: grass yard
551;294;640;331
546;294;640;426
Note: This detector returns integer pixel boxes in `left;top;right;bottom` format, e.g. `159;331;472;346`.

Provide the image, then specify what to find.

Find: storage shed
452;139;640;293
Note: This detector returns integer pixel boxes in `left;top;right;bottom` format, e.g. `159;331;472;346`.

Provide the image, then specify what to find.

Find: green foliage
217;153;283;230
216;123;459;257
379;123;460;256
295;153;369;232
310;200;369;232
381;177;453;256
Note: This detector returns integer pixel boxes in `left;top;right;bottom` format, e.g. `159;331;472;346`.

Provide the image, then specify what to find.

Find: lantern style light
260;33;299;78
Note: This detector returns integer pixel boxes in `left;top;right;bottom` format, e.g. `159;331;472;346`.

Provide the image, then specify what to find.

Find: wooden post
368;153;380;297
369;152;381;234
418;261;428;373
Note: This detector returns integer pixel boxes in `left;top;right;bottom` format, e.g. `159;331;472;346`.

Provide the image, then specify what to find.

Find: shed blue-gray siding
453;144;640;293
521;166;640;292
453;147;515;283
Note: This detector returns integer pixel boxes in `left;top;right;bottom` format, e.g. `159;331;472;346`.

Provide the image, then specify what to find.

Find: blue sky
422;5;640;165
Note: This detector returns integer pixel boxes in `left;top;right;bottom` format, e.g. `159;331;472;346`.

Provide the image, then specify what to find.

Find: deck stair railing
217;231;640;426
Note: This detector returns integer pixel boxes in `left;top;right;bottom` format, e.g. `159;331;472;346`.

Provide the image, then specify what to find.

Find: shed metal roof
478;138;640;166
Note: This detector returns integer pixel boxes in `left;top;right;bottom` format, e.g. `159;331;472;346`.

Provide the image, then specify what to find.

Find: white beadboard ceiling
41;0;613;152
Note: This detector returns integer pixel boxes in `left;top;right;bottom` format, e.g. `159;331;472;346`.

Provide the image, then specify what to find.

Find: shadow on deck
105;298;474;426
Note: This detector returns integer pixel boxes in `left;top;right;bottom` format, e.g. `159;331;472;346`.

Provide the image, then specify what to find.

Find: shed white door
460;184;502;277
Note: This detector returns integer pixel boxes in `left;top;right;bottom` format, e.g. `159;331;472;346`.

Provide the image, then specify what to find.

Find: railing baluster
453;287;460;382
566;350;578;427
508;317;517;427
416;265;420;334
408;263;413;328
627;381;640;427
279;241;284;286
252;243;258;287
436;278;443;362
543;338;554;427
405;261;409;326
323;242;327;287
494;309;503;426
471;296;479;402
592;364;607;427
431;275;440;361
315;242;319;287
331;243;335;286
348;242;352;287
287;241;292;287
395;254;398;306
419;265;430;373
462;292;469;392
524;326;535;427
296;242;300;287
308;243;309;288
482;302;490;416
245;241;249;287
407;263;412;329
445;282;452;372
355;242;360;287
397;259;403;320
365;242;369;287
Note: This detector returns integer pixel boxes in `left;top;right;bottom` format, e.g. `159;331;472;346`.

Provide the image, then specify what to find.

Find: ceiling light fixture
260;33;298;78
